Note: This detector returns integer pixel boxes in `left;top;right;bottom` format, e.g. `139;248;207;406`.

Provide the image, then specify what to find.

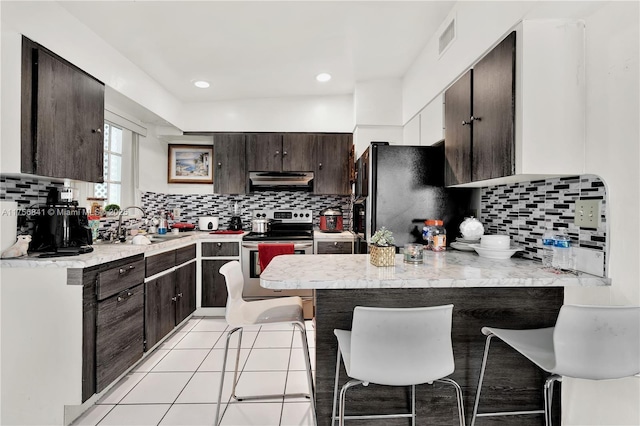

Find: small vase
369;244;396;267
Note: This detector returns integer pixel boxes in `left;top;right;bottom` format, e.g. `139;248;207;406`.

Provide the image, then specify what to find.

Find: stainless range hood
249;172;314;192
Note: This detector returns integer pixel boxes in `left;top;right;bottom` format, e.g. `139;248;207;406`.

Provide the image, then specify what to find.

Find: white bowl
470;244;522;259
480;235;510;249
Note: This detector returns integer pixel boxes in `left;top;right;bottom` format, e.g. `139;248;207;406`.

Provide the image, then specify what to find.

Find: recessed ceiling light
316;73;332;82
193;80;210;88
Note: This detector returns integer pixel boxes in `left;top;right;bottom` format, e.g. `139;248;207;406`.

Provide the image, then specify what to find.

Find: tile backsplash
141;191;352;230
479;175;607;273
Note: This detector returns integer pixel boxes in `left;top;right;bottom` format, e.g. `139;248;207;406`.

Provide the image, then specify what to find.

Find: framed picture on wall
168;144;214;184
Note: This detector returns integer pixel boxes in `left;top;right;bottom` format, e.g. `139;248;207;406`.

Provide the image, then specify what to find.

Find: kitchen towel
258;243;295;271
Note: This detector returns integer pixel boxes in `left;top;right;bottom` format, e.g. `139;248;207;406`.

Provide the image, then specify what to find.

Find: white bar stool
471;304;640;426
214;260;316;426
331;304;465;426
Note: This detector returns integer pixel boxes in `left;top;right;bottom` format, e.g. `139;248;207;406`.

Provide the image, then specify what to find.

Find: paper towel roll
1;201;18;252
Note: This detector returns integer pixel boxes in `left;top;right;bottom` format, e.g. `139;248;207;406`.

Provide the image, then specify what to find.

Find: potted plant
369;227;396;266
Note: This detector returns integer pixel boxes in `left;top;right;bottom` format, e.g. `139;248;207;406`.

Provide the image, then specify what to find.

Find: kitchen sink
147;234;188;243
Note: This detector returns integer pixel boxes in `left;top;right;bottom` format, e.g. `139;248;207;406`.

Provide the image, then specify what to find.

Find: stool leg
411;384;416;426
471;334;494;426
214;327;242;426
339;379;363;426
231;328;244;400
331;347;342;426
436;378;466;426
294;321;317;426
544;374;562;426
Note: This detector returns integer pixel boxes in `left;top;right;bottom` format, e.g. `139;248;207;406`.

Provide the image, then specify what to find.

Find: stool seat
214;261;316;426
332;305;465;425
472;304;640;426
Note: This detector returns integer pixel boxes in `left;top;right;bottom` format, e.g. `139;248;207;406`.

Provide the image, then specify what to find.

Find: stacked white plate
450;238;480;252
470;235;523;259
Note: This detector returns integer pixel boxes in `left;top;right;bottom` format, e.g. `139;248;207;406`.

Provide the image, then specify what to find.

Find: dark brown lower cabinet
144;260;197;350
144;273;176;350
201;259;229;307
95;284;144;393
175;261;197;324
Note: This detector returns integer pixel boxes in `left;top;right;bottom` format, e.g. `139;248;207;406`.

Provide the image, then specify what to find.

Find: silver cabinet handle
117;291;134;302
319;162;323;169
92;128;102;134
218;162;222;168
275;150;280;155
171;296;177;302
334;242;338;246
177;293;183;298
462;120;471;126
217;242;222;247
471;116;482;122
283;151;288;156
119;265;135;275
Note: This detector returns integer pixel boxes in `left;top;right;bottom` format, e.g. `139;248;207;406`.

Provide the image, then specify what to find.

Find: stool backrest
219;261;248;326
349;305;455;386
553;304;640;380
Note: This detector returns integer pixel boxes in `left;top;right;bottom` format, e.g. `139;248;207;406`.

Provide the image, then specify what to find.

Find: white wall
403;2;639;424
179;95;354;133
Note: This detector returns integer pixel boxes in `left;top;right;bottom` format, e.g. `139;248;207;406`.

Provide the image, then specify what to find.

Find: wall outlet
172;208;181;219
574;199;600;228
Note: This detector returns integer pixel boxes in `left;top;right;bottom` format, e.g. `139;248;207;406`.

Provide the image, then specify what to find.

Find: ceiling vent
438;18;456;56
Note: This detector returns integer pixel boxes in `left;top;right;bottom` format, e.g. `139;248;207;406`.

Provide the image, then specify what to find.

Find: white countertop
260;251;610;289
0;231;246;269
313;230;355;240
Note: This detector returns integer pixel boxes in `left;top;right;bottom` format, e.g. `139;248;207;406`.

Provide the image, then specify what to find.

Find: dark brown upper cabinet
444;70;473;185
246;133;315;172
315;133;352;195
472;31;516;182
21;36;105;183
444;32;516;186
214;133;246;194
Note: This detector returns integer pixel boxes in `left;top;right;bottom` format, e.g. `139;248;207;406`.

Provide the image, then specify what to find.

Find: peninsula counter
261;252;609;426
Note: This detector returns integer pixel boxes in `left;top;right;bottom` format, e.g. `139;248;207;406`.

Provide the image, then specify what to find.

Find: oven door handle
242;242;313;250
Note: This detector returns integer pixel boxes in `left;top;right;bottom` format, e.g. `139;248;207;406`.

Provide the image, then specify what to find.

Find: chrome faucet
116;206;147;242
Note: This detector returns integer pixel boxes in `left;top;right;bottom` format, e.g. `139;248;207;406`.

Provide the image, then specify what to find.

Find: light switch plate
573;247;605;277
574;199;601;228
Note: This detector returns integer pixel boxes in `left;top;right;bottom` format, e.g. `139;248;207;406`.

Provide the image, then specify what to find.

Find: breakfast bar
261;252;610;426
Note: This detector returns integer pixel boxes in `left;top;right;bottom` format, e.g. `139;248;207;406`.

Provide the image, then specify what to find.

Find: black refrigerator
353;141;473;253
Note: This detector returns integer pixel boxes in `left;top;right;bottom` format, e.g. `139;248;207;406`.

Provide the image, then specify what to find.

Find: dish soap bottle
157;212;168;235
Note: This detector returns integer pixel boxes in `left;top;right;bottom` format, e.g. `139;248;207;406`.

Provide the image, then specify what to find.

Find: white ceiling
58;1;455;103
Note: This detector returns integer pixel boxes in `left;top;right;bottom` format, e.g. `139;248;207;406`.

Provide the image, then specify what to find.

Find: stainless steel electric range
241;209;314;299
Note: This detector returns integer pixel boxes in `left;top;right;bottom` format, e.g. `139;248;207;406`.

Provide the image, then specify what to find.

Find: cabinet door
444;70;473;186
214;133;246;194
95;285;144;392
246;133;283;172
315;134;352;195
282;134;315;171
145;273;176;350
472;31;516;181
31;48;104;182
201;260;229;307
175;261;196;325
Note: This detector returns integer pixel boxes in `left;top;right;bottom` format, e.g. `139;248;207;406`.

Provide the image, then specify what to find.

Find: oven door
241;241;314;298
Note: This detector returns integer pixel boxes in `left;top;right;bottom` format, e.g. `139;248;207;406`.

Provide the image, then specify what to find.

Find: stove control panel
252;209;313;223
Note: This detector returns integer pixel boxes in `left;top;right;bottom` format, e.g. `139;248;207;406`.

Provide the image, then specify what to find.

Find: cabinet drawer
146;250;177;277
202;242;239;257
317;241;353;254
96;258;145;300
176;244;196;265
95;284;144;392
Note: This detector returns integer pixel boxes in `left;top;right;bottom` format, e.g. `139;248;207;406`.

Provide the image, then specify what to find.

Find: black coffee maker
30;188;93;254
228;201;243;231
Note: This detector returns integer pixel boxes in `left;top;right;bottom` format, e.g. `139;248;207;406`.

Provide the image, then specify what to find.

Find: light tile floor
72;317;316;426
